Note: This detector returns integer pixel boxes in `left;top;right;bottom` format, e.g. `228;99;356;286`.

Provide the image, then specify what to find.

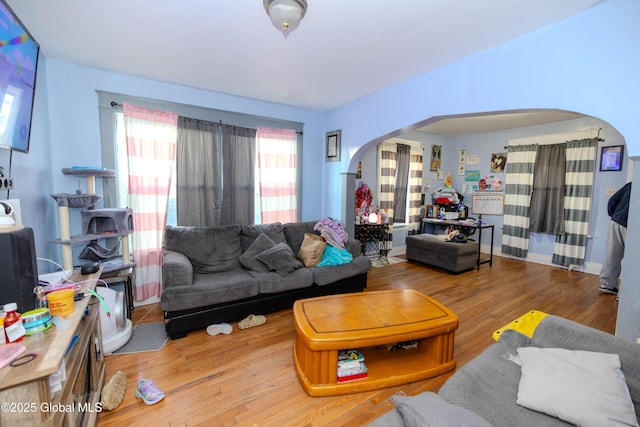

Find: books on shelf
338;348;364;363
386;340;419;351
337;349;367;382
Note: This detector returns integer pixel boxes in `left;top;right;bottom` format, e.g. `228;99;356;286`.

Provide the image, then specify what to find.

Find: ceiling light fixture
263;0;307;39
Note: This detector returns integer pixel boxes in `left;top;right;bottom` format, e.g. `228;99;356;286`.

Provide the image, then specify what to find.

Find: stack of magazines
337;349;368;382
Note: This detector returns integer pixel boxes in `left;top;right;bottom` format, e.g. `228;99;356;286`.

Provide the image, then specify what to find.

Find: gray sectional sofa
161;220;371;339
367;315;640;427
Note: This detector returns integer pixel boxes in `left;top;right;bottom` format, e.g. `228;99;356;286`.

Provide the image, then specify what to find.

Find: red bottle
3;303;25;343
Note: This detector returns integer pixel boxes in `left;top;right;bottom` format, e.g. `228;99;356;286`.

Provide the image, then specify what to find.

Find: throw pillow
392;392;493;427
256;242;304;276
516;347;638;427
297;233;327;267
239;233;276;273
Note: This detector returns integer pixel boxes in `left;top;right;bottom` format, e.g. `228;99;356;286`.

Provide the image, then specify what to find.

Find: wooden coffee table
292;289;459;396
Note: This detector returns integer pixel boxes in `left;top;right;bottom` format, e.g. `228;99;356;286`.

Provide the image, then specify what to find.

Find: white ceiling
7;0;604;116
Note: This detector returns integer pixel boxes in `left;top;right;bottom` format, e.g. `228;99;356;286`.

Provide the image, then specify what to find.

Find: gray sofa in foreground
161;220;371;339
368;315;640;427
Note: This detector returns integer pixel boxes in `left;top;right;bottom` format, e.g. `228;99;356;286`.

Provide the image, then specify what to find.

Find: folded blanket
314;218;347;248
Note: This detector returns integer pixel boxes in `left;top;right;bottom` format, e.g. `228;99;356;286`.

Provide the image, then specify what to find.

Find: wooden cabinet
0;269;105;426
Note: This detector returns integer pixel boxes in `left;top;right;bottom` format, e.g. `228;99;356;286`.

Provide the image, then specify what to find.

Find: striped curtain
256;128;297;224
378;142;396;240
552;138;598;267
408;146;423;233
123;103;178;301
378;142;396;220
501;144;537;258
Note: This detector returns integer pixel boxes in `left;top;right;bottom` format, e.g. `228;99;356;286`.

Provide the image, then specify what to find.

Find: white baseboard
389;245;406;257
483;244;601;276
133;295;160;307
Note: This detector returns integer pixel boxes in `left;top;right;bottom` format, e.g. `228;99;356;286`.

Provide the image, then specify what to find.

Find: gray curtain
221;125;257;225
529;143;566;234
392;144;410;223
176;117;221;226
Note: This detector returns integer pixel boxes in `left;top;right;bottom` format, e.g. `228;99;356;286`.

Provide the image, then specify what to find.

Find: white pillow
516;347;638;427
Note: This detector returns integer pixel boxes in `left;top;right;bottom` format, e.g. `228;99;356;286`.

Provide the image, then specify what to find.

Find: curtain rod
111;101;303;135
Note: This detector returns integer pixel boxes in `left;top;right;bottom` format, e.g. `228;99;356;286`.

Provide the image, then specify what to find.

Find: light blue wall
324;0;640;220
0;59;325;267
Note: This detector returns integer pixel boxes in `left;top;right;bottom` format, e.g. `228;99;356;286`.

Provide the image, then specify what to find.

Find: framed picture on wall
600;145;624;171
326;130;341;162
430;145;442;171
490;152;507;173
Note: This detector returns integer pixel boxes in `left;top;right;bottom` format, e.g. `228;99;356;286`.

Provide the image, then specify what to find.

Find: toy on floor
135;377;165;405
492;310;548;341
101;371;127;410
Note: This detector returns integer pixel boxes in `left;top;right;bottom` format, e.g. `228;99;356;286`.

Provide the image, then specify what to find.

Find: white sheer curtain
256;128;297;224
123;103;178;301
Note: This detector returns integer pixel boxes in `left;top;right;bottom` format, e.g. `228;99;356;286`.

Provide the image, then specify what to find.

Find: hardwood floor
97;256;617;426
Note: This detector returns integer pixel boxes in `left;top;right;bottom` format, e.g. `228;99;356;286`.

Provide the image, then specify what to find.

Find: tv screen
0;0;39;153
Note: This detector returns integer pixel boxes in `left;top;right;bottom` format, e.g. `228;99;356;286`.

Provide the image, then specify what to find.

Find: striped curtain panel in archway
123;103;178;301
552;138;598;267
408;146;424;234
378;142;396;221
501;144;537;258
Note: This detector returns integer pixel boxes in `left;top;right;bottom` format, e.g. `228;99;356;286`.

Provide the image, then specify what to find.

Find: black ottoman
406;234;478;273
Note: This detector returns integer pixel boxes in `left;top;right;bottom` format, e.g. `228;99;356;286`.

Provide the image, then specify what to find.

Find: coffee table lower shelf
293;335;456;397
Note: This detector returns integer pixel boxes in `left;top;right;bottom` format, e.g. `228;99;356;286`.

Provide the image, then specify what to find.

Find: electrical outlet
605;188;618;197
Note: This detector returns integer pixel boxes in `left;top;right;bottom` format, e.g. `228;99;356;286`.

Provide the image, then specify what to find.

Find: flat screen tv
0;0;39;153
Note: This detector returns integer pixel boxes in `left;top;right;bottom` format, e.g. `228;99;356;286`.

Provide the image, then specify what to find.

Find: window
255;128;297;224
99;92;302;226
